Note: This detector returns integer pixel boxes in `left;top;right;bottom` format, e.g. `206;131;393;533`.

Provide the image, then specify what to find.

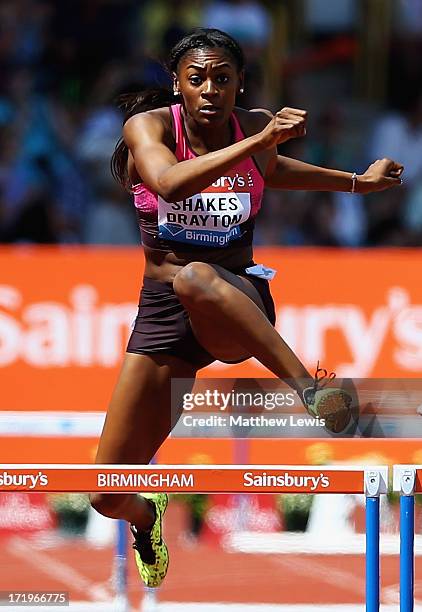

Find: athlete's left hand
357;158;404;194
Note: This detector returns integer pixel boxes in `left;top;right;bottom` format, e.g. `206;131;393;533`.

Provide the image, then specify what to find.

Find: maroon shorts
126;265;276;370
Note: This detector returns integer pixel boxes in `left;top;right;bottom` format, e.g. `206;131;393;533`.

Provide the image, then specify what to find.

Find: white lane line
153;604;422;612
382;583;422;606
7;536;113;602
225;531;422;555
5;603;422;612
270;554;366;597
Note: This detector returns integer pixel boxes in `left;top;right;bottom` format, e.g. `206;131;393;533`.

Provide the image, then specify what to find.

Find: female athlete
90;28;403;588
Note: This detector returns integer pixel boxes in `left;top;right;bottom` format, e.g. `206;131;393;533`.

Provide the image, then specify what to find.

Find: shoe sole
317;391;352;433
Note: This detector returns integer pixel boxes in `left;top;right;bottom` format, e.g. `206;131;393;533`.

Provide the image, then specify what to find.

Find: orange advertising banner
0;436;421;468
1;245;422;413
0;465;370;493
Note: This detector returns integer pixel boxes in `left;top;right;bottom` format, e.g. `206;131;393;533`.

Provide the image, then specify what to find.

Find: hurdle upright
393;465;418;612
365;469;387;612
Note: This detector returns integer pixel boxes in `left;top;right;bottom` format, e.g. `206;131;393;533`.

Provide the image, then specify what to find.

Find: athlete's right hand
257;107;308;149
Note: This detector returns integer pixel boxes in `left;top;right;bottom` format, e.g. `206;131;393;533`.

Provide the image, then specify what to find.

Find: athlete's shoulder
124;107;171;131
123;107;173;146
234;106;273;137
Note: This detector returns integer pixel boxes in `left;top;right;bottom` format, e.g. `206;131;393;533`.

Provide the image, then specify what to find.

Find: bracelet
350;172;358;193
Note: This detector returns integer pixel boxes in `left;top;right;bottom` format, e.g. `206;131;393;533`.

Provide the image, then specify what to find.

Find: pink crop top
132;104;265;250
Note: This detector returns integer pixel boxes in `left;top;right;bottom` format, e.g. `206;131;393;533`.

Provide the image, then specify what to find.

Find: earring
239;88;244;93
174;91;179;96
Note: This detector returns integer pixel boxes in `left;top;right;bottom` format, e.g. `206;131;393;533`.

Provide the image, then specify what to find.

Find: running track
1;501;422;610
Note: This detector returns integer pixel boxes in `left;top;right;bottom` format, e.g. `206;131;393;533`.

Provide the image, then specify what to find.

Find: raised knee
90;492;125;518
173;262;216;302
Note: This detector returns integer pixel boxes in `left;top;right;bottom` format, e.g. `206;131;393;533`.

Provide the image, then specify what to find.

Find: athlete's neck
181;108;233;154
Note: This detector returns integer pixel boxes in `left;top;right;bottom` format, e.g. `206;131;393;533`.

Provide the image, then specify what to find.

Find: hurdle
393;465;419;612
0;464;388;611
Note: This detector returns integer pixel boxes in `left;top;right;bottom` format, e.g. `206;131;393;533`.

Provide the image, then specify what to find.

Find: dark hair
111;28;245;190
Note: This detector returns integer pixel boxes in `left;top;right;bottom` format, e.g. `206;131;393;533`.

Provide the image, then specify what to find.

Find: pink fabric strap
170;104;190;161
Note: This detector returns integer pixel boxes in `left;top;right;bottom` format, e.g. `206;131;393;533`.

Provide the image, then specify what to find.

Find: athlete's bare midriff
143;243;253;282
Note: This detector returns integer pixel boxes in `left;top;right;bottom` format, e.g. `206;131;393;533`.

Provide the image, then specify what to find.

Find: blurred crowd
0;0;422;247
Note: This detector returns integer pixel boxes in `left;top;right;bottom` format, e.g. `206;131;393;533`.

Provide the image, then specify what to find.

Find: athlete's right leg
173;262;311;394
90;352;197;531
173;262;353;432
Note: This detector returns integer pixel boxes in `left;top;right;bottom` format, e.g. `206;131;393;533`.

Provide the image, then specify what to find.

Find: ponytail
111;87;175;191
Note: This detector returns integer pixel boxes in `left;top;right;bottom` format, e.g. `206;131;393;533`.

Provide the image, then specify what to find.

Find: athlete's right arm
124;112;262;201
123;110;304;202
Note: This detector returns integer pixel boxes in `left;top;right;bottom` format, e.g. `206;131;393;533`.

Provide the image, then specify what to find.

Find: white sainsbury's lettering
0;471;48;489
0;284;136;367
211;174;247;190
277;287;422;376
1;285;422;374
243;471;330;490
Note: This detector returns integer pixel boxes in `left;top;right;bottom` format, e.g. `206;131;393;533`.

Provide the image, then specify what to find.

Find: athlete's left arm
255;106;405;195
247;108;404;194
265;151;404;195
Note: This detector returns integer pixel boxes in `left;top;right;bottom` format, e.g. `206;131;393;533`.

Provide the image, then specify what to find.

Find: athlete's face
175;48;243;126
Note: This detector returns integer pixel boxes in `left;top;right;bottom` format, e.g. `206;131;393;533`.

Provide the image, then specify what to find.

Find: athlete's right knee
90;492;128;518
173;262;217;304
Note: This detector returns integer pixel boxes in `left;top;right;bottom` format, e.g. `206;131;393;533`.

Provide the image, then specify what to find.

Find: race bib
158;191;251;247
